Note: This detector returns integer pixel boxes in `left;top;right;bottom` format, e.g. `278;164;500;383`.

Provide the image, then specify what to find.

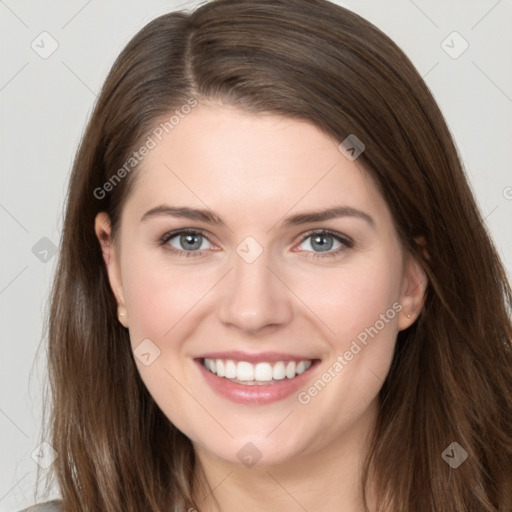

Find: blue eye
159;228;353;258
296;230;353;258
160;229;213;256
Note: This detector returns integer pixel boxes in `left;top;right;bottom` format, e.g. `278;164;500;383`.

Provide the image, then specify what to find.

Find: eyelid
297;228;353;245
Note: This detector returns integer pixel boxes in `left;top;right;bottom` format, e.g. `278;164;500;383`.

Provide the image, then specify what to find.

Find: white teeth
203;358;313;383
237;361;254;381
296;361;306;374
254;362;273;381
285;361;296;379
272;361;286;380
225;360;237;378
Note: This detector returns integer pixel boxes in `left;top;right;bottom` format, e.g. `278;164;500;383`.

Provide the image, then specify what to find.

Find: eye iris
181;233;202;250
311;234;333;252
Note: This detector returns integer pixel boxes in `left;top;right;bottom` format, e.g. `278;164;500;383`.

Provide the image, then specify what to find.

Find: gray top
18;500;63;512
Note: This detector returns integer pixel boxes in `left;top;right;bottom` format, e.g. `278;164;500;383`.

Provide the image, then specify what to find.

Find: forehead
123;103;387;227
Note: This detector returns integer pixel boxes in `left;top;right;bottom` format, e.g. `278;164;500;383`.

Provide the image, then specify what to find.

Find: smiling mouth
201;357;317;385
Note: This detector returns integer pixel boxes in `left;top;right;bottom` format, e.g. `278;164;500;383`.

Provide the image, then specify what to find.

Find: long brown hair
35;0;512;510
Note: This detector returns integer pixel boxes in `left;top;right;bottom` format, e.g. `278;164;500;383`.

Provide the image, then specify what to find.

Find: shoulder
18;500;63;512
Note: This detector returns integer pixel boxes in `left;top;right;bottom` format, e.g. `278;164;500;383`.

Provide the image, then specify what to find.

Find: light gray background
1;0;511;510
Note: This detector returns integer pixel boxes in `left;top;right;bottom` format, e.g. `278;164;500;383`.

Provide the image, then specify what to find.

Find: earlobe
94;212;129;326
117;305;129;327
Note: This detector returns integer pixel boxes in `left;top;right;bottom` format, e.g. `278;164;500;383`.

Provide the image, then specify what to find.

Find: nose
218;249;294;334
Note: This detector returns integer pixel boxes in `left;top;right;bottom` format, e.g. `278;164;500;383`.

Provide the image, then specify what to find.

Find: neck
191;398;379;512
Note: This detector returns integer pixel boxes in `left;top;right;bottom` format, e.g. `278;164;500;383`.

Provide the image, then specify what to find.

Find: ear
397;239;428;331
94;212;128;327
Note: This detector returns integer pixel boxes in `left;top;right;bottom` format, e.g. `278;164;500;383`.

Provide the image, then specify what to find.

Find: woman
24;0;512;511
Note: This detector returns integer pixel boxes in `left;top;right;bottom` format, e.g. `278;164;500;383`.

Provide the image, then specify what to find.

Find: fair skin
95;101;426;512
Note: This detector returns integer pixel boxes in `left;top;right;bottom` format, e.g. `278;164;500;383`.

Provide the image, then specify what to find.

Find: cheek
121;251;217;341
119;253;209;430
293;261;401;424
290;255;402;350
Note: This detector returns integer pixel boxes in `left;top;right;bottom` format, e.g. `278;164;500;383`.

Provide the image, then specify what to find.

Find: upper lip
195;351;319;364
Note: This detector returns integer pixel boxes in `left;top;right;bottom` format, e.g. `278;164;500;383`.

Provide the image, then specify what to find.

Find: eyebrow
140;205;375;228
140;204;375;228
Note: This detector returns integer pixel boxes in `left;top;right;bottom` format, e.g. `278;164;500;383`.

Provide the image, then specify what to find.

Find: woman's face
96;101;425;467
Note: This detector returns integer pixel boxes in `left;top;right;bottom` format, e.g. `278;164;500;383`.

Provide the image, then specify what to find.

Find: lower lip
195;359;320;405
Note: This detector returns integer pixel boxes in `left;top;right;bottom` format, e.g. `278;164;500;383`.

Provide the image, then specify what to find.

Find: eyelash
158;228;354;259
